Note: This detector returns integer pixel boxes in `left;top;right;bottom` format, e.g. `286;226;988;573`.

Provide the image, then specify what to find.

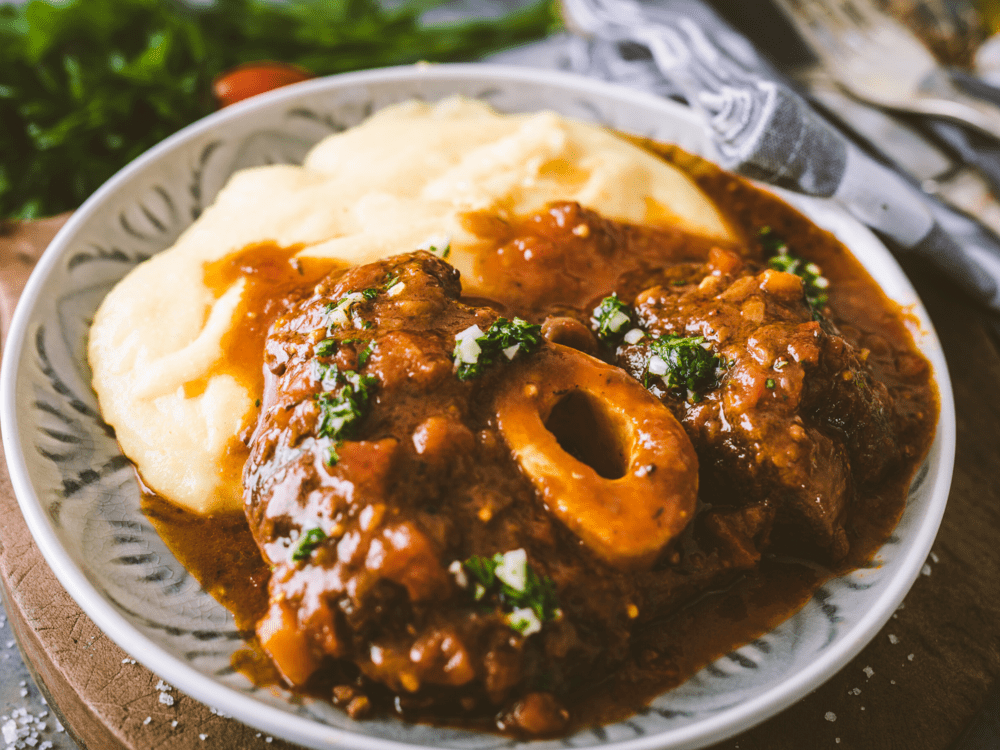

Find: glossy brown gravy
199;244;347;488
140;143;938;732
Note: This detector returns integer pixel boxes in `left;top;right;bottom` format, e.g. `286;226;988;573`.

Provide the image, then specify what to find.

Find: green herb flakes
324;292;368;330
325;442;340;467
760;227;830;313
644;334;722;396
291;527;327;562
357;341;375;367
314;368;377;462
418;234;452;259
461;549;560;635
453;317;542;380
591;293;632;343
315;338;338;357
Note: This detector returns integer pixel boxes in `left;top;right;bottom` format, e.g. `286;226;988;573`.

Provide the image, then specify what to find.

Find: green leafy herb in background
0;0;560;220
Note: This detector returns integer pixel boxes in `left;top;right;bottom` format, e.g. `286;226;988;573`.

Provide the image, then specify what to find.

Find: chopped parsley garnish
291;527;327;563
591;294;633;344
357;341;375;367
453;318;543;381
316;338;338;357
765;378;776;389
758;225;788;255
418;234;452;259
462;549;560;635
312;360;341;391
325;442;340;466
760;226;830;313
323;291;369;331
314;369;378;464
644;334;722;399
361;288;378;301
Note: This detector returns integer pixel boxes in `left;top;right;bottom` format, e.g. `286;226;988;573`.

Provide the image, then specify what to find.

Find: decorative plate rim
0;63;956;750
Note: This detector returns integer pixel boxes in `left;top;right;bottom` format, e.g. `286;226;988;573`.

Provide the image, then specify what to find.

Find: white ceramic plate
0;64;955;750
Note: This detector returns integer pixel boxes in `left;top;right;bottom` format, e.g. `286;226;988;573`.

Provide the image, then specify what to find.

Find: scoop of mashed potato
89;96;733;515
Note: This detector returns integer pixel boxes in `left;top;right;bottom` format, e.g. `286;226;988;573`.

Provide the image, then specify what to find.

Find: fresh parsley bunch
0;0;559;220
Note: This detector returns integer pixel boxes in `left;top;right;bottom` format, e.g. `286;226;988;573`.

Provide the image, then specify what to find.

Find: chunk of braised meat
616;247;899;560
245;251;703;732
467;201;736;324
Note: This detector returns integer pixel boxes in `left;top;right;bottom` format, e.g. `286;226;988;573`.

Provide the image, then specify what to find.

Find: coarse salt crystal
159;693;174;706
2;719;18;744
930;551;939;563
199;734;208;741
863;666;874;678
825;711;836;722
888;634;899;644
143;716;151;725
908;653;914;661
921;564;932;576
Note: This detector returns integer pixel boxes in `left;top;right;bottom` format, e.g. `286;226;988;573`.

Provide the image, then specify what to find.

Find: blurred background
2;0;1000;222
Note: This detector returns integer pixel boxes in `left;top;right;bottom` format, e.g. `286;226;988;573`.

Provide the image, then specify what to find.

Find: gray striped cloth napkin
491;0;1000;312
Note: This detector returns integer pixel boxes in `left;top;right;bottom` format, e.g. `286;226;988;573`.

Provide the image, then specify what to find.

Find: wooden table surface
1;215;998;749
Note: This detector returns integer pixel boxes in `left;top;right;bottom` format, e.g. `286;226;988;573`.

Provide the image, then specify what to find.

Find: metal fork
772;0;1000;138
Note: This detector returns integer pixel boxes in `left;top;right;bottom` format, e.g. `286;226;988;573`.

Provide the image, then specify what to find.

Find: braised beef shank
242;251;782;733
236;187;935;734
616;248;899;560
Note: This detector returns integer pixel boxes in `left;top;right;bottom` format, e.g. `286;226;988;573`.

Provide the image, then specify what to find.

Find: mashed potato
88;96;734;515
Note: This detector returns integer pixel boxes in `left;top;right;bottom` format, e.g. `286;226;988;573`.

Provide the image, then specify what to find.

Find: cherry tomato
212;61;314;109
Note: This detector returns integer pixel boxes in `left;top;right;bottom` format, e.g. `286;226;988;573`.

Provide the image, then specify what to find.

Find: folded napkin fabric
493;0;1000;311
